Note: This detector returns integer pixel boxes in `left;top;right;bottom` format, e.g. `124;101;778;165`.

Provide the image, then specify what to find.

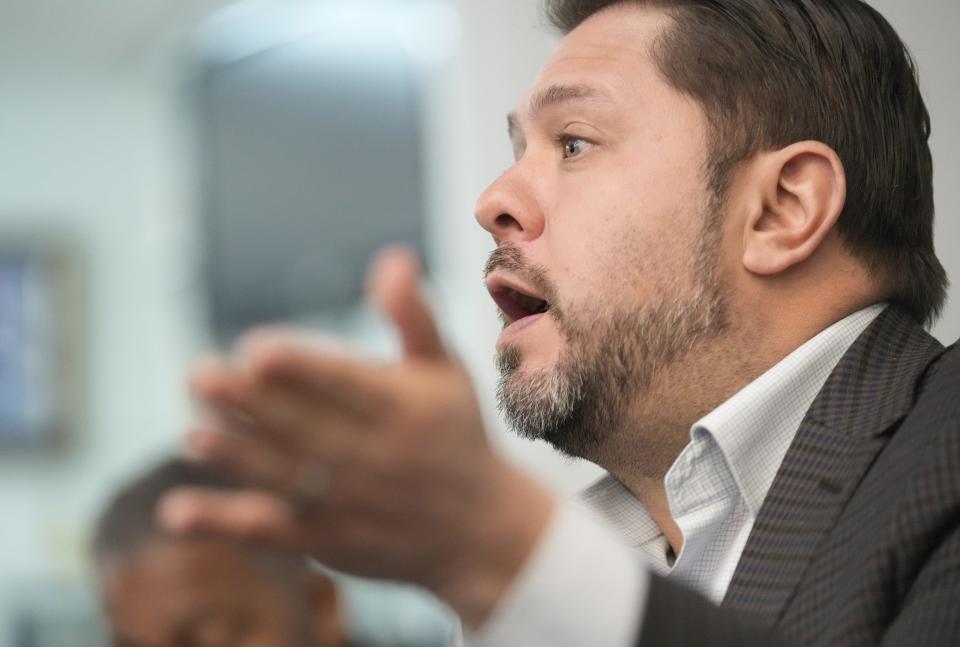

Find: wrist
432;463;556;627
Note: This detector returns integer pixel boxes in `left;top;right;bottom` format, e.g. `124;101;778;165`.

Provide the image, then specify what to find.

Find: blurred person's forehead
102;536;291;590
101;538;300;645
101;537;296;619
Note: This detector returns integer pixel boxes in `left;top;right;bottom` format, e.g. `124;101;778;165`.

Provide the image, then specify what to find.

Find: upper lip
485;273;550;323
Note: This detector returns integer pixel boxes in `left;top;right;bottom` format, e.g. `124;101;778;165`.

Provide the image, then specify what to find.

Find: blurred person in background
157;0;960;646
93;458;351;647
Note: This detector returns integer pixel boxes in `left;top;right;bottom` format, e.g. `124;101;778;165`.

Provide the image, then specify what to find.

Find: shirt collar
577;476;665;547
693;304;886;515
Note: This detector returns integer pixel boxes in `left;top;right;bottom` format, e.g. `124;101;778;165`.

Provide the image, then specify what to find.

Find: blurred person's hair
92;457;238;562
545;0;948;326
94;459;353;647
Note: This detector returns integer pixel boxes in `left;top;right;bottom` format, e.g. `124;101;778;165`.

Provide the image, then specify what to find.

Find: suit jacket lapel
722;307;944;622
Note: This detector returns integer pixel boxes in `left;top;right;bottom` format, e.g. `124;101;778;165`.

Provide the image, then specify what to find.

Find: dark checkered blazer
637;307;960;647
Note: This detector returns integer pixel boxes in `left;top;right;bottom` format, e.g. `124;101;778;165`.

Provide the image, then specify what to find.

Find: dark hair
545;0;948;325
92;458;238;562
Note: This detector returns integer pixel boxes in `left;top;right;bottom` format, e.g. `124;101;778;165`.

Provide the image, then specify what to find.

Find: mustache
483;244;560;310
484;244;527;277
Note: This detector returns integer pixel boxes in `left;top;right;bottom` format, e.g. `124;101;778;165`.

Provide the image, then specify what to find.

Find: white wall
0;67;201;639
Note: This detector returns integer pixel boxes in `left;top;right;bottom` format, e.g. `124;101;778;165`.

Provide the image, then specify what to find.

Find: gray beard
495;220;727;462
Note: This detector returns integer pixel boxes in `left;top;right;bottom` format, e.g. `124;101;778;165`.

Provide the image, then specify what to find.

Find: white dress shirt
467;304;885;647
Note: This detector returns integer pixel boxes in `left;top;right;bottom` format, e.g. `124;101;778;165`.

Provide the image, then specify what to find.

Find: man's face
100;538;339;647
477;6;730;460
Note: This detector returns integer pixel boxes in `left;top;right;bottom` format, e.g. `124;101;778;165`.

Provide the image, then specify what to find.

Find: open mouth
486;275;551;325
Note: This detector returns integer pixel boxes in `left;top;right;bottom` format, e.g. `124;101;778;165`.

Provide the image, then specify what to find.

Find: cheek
105;595;177;645
541;150;707;310
547;217;665;310
237;597;302;647
241;625;293;647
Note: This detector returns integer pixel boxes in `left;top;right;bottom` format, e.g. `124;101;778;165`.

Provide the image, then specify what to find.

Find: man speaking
159;1;959;645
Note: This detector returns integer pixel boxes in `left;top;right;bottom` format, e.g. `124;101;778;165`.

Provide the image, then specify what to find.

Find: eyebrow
507;83;612;142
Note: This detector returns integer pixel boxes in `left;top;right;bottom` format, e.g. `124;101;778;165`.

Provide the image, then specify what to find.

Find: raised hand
158;247;555;626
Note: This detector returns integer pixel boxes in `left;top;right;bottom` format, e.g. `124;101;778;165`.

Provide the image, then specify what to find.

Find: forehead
102;539;281;611
516;5;674;118
102;540;289;640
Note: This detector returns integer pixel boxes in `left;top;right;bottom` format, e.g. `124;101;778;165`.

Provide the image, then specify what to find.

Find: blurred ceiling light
195;0;462;67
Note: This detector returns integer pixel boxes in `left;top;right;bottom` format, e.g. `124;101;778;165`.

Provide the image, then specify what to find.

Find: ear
741;141;846;276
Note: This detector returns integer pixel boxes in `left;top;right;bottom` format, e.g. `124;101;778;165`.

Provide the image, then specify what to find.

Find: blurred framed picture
0;243;78;445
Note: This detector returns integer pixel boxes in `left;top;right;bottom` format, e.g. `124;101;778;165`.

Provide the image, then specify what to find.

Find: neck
594;301;861;554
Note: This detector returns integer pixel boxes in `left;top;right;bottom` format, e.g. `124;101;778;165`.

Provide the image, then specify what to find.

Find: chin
498;340;561;375
502;321;566;364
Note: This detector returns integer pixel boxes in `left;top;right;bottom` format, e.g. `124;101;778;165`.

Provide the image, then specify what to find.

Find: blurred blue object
7;579;105;647
0;242;77;447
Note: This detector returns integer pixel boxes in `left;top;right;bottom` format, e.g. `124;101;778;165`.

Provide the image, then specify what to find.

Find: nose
474;166;545;245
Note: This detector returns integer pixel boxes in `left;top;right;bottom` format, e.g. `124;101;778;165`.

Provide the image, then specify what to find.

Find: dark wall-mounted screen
195;40;428;341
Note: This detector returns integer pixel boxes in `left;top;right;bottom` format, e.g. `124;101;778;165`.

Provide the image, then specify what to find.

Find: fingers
191;245;450;426
157;487;302;549
191;345;392;431
238;333;396;416
189;355;257;414
186;426;302;494
367;246;447;362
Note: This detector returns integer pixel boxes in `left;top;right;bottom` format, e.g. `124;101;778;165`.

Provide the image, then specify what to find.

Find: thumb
367;246;447;362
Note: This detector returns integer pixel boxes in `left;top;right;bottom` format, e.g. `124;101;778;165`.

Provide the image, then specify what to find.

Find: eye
559;136;592;160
